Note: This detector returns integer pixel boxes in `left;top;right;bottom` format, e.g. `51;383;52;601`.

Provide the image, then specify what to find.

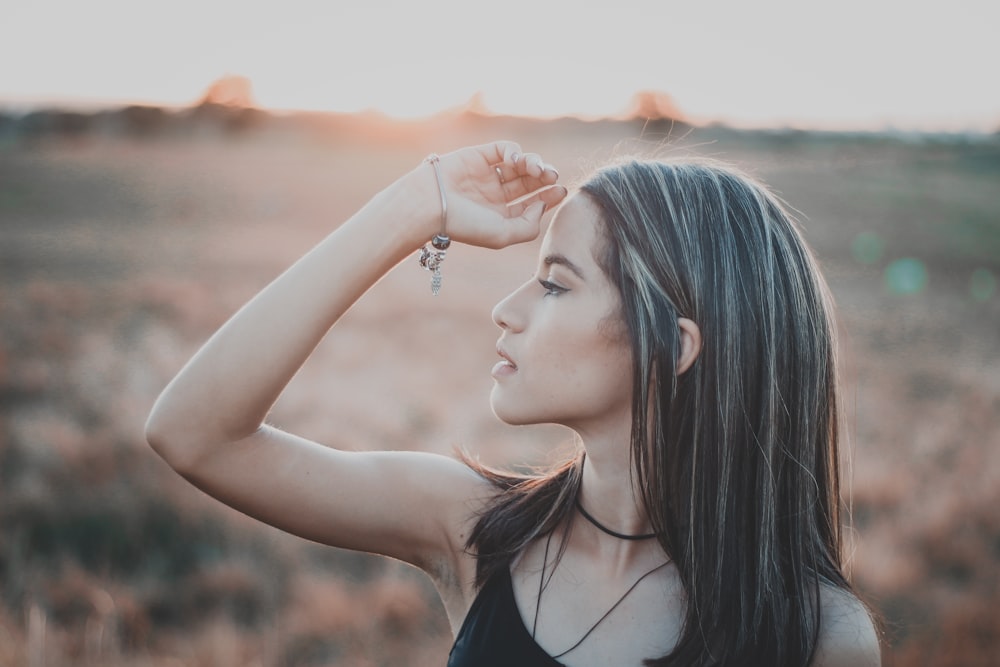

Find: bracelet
417;153;451;295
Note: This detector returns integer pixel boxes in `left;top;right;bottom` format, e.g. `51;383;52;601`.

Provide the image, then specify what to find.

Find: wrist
376;159;447;250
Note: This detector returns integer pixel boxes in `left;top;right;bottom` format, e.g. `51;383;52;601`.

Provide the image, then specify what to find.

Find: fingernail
511;152;520;163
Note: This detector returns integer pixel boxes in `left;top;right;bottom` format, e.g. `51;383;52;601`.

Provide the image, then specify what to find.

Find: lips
496;344;518;370
492;343;518;378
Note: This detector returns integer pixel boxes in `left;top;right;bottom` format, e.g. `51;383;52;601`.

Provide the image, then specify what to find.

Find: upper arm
154;424;494;575
812;587;882;667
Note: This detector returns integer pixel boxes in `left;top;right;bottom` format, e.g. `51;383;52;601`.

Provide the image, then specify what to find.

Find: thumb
523;200;547;226
498;201;546;247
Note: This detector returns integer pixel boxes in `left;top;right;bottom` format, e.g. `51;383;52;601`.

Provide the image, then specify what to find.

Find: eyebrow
543;254;586;281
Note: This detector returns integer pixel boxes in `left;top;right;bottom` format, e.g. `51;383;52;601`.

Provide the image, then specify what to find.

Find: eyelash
538;279;568;296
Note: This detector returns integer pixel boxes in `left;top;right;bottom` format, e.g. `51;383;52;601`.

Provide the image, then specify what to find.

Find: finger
519;155;560;185
539;163;559;186
494;161;514;184
506;185;568;217
539;184;569;209
495;152;559;198
497;169;560;206
520;200;548;227
515;152;546;179
494;159;558;187
476;140;522;167
496;200;547;247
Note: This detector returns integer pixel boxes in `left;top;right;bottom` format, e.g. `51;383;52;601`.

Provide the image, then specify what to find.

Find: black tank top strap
448;567;564;667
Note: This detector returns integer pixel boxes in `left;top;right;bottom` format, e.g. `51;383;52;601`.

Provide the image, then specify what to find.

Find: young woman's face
490;193;633;436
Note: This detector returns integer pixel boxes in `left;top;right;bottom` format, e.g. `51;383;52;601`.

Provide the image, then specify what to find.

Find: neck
576;427;653;539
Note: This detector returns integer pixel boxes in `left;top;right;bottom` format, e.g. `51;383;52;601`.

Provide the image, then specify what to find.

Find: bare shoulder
812;585;882;667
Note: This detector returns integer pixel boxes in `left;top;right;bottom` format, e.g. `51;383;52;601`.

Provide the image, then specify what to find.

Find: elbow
145;398;259;475
145;405;178;464
144;407;170;458
144;401;201;475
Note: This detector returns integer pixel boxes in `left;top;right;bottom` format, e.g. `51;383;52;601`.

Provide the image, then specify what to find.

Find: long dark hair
464;157;862;666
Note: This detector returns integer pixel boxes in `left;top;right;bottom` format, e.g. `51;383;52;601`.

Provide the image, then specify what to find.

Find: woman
146;140;881;666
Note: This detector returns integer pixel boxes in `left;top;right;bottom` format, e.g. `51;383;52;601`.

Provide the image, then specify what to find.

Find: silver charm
418;234;450;295
419;242;448;295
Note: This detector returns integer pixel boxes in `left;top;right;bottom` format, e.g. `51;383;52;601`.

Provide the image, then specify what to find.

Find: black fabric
448;567;564;667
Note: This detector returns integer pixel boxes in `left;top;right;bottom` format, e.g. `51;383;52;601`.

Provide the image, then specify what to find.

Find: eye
538;279;568;297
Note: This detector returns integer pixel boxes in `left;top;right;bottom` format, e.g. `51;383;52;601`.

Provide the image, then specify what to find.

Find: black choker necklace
575;499;657;540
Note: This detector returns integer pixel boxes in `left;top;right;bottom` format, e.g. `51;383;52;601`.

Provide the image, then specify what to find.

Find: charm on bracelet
419;233;451;296
418;154;450;295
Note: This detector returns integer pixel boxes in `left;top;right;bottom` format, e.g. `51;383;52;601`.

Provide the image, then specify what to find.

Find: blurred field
1;110;998;666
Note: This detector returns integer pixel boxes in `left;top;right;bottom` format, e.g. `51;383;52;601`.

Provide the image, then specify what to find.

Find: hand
429;141;568;249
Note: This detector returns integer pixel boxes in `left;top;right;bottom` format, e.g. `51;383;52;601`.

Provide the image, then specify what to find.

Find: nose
492;283;527;332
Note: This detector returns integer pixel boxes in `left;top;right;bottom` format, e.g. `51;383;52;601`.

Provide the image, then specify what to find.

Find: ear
676;318;702;375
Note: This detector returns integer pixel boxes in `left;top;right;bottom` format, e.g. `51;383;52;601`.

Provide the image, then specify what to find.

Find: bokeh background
2;2;999;665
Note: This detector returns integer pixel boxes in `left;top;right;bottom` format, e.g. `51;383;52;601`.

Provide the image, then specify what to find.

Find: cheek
557;334;633;409
548;307;631;384
597;306;630;349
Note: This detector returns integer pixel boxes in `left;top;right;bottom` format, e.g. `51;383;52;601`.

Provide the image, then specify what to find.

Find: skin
145;141;880;666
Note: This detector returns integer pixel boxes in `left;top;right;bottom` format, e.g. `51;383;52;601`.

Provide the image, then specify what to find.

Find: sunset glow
3;0;998;131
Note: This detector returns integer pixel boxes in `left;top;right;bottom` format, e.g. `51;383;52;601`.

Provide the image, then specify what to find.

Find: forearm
146;166;439;455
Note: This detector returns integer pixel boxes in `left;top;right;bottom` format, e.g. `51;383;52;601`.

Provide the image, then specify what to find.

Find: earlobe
677;318;702;375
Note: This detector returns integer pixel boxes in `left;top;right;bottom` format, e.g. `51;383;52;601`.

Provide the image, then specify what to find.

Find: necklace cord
551;561;669;659
575;499;657;540
531;530;555;638
530;528;670;660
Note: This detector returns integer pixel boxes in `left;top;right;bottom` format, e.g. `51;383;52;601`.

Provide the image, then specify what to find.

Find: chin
489;403;529;426
489;389;541;427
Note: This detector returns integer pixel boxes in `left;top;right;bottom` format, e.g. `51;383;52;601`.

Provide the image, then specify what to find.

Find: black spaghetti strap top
448;567;564;667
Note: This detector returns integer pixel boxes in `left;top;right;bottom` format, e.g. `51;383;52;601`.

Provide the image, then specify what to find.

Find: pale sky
2;0;998;132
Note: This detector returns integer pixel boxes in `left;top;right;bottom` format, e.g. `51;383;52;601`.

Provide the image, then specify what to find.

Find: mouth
492;343;518;377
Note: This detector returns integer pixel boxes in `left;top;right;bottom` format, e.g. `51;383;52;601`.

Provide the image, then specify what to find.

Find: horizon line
1;95;998;137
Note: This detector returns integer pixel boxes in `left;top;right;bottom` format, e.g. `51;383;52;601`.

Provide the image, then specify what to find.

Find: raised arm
144;142;567;577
